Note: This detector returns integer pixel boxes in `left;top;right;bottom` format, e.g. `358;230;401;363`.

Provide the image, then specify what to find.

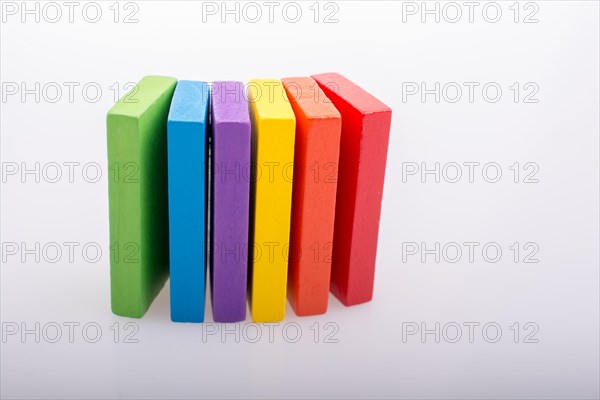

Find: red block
312;72;392;306
282;77;341;316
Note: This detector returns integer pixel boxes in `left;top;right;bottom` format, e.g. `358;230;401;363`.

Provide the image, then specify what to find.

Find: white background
1;1;599;399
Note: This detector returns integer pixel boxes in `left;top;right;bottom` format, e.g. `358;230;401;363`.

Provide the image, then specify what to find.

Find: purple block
210;81;251;322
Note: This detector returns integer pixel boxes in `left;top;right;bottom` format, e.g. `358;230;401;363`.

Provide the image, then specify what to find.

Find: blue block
167;81;210;322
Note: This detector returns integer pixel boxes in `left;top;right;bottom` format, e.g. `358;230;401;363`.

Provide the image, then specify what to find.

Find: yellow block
248;79;296;322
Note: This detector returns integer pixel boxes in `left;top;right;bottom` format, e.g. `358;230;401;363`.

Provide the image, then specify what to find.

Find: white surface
1;1;599;399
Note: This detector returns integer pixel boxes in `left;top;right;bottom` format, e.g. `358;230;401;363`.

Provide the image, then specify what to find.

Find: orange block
282;77;341;316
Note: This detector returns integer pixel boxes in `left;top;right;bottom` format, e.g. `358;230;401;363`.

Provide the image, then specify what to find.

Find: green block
107;76;177;318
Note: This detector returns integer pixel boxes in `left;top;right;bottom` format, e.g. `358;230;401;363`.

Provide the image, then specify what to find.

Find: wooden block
107;75;177;318
311;72;392;306
210;81;251;323
282;77;341;316
167;81;210;322
247;79;296;322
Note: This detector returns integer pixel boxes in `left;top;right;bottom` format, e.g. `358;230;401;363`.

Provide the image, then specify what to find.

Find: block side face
248;110;295;322
136;82;176;312
247;98;259;303
346;110;392;304
210;116;251;323
298;117;341;312
328;105;364;301
167;120;208;322
107;114;145;317
212;81;250;124
109;76;177;118
168;81;210;124
285;113;308;314
286;92;342;315
312;73;390;115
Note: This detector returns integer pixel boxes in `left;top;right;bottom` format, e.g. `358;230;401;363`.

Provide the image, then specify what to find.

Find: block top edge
211;81;251;124
168;80;210;124
107;76;177;118
282;76;341;120
311;72;391;115
247;79;295;121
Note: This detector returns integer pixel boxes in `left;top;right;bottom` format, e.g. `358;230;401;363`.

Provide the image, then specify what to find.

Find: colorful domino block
107;75;176;318
167;81;210;323
282;77;341;316
247;79;296;322
210;81;251;323
312;72;392;306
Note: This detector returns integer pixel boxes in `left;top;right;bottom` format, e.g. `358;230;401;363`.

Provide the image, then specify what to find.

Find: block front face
248;79;295;322
167;80;210;323
107;75;177;318
312;72;392;306
282;77;341;316
211;81;251;323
